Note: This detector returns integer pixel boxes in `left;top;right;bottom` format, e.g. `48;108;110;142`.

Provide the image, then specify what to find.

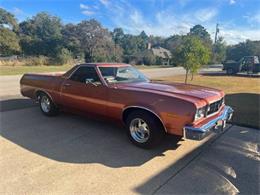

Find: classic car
20;63;233;148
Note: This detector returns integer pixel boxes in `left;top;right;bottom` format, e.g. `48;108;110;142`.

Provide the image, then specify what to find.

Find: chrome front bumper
184;106;234;140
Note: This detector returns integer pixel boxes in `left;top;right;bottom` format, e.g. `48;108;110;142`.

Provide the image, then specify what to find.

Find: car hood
115;81;224;106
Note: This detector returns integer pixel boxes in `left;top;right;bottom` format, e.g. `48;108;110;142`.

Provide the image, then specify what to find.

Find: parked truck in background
223;56;260;75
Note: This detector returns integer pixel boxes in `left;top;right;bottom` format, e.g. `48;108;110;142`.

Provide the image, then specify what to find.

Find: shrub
0;60;22;66
27;56;48;66
53;48;73;65
0;56;49;66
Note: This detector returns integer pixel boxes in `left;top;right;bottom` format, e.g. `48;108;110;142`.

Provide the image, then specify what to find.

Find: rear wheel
126;110;165;149
38;93;58;116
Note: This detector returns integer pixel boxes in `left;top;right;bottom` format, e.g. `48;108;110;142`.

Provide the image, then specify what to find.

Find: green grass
0;65;73;76
158;75;260;129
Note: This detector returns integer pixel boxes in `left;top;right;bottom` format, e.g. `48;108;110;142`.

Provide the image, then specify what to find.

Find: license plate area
217;120;225;127
213;120;226;133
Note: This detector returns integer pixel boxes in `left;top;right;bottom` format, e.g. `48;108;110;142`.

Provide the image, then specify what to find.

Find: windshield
99;66;149;84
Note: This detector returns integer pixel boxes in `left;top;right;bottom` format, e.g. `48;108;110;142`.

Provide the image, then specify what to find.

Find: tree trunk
185;69;188;84
191;72;194;81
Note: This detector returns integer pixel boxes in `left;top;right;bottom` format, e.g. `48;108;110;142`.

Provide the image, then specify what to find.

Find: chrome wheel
40;96;51;113
129;118;150;143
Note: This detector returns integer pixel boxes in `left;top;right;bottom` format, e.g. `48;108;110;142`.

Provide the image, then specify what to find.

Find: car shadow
0;99;182;168
0;97;37;112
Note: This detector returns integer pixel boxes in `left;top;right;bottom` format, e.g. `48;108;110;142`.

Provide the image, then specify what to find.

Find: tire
126;110;165;149
226;68;235;75
38;93;59;116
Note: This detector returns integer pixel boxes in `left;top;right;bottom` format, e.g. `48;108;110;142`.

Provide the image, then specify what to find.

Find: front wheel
38;93;59;116
126;110;165;149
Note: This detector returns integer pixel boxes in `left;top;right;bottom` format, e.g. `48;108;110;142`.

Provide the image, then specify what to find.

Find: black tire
126;110;165;149
226;68;235;75
38;93;59;116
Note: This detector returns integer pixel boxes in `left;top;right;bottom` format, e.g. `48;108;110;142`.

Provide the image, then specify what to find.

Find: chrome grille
207;98;224;115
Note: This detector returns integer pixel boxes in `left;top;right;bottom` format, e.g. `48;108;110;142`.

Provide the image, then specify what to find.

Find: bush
53;48;73;65
26;56;48;66
0;56;49;66
0;60;22;66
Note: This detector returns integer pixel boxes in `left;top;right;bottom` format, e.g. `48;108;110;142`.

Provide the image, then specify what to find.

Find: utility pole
213;23;220;63
214;23;219;44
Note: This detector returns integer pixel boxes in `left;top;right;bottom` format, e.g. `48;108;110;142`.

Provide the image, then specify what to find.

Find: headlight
195;106;206;120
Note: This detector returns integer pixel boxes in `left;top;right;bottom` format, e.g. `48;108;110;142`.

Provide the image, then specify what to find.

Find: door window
70;66;101;85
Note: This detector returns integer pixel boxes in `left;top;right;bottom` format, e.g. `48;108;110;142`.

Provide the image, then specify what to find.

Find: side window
70;66;101;84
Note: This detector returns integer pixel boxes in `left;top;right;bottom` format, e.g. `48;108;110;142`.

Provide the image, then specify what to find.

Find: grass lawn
157;74;260;129
0;65;73;76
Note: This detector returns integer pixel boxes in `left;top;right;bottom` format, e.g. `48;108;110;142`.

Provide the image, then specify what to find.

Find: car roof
78;63;131;67
63;63;133;78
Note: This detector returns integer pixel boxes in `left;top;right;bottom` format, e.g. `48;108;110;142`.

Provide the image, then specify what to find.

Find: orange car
20;63;233;148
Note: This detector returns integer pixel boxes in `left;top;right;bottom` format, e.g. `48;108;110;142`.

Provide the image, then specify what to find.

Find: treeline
0;8;259;65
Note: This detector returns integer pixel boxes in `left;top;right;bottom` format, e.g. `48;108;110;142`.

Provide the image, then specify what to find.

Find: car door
60;65;108;116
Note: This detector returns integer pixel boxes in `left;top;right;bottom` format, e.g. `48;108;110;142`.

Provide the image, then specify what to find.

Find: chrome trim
206;103;225;118
40;95;51;113
129;118;150;143
122;106;167;132
193;98;225;122
206;98;224;116
184;106;233;140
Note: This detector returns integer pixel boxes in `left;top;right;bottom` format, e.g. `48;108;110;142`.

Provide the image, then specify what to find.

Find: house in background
147;43;172;65
123;43;172;65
